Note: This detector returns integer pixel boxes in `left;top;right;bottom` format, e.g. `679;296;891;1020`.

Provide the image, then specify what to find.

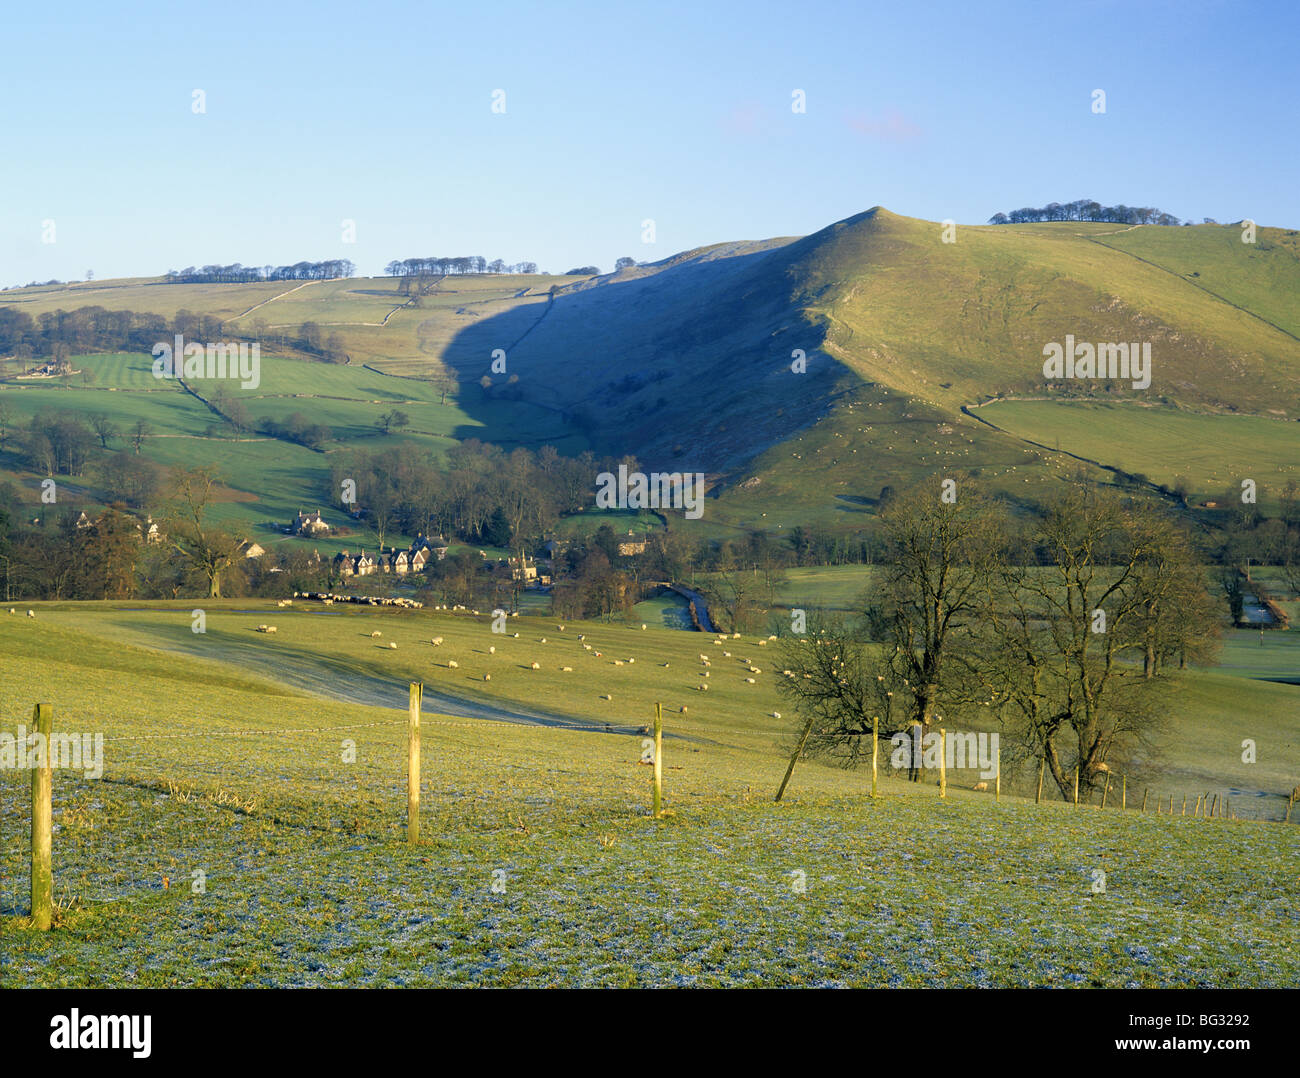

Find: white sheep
370;630;382;638
431;637;443;645
627;657;635;664
540;637;548;644
27;610;35;618
484;673;491;681
614;660;624;666
488;645;496;654
772;711;781;719
447;660;459;669
389;642;397;649
641;624;647;630
601;694;612;701
698;684;708;691
561;666;573;672
699;653;709;661
972;782;988;792
744;677;756;684
531;662;541;670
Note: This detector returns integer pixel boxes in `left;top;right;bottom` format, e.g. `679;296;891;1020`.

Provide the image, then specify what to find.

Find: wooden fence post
1035;758;1045;804
1101;773;1111;809
1181;794;1187;816
1195;794;1203;817
1210;793;1218;818
31;703;53;931
1121;774;1126;811
1141;788;1148;812
995;741;1001;804
407;682;421;844
652;702;664;818
1073;766;1079;807
938;728;947;799
870;714;878;799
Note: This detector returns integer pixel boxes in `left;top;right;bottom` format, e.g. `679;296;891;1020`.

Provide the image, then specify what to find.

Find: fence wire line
11;715;652;745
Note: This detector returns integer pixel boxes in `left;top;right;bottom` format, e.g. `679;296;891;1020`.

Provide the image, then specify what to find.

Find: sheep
541;637;548;644
561;666;573;672
488;645;496;654
698;654;709;661
256;625;277;633
680;706;688;714
662;662;670;668
702;660;710;667
972;782;989;792
447;660;459;669
732;633;740;639
627;657;635;664
583;643;593;651
388;642;397;649
698;684;709;691
27;610;35;618
594;651;602;658
772;711;781;719
484;673;491;681
578;634;586;641
767;635;777;641
557;625;565;631
723;651;731;658
614;660;624;667
370;630;382;638
431;637;443;645
744;677;756;684
641;624;647;630
601;694;613;701
748;666;762;674
513;632;519;638
757;640;767;646
531;662;541;670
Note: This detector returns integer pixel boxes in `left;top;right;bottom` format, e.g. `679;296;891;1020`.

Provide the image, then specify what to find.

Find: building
291;509;331;537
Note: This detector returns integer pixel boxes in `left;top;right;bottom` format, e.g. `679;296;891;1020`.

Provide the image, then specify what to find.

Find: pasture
2;602;1297;987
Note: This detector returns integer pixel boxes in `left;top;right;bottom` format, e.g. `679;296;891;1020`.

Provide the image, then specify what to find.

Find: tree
165;468;245;598
615;257;637;271
131;419;151;455
871;484;1003;751
90;413;118;449
378;410;410;434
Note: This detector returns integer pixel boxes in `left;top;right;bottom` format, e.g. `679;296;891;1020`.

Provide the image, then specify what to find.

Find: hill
3;209;1299;535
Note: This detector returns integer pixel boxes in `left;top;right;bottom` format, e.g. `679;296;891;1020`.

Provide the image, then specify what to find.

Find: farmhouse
617;531;648;557
291;509;331;537
508;555;538;582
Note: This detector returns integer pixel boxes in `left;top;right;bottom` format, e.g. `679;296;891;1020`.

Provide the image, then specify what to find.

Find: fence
12;688;675;930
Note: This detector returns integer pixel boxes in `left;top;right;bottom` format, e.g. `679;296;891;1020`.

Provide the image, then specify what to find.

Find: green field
0;350;584;543
3;603;1297;987
977;400;1300;509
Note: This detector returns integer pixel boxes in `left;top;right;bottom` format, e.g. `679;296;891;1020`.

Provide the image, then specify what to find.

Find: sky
3;0;1297;286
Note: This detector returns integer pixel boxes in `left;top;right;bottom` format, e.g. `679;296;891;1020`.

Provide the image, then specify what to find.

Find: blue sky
3;0;1296;285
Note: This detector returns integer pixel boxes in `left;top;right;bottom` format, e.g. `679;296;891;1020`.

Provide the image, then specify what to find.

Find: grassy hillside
4;209;1299;538
2;603;1297;987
